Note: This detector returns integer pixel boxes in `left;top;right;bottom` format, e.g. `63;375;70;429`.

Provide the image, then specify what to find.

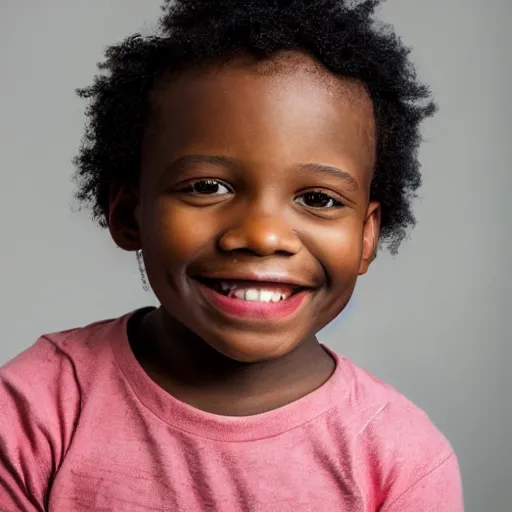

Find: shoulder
334;352;453;453
0;311;131;414
0;311;135;507
1;311;134;404
0;311;136;441
2;314;117;376
332;353;460;507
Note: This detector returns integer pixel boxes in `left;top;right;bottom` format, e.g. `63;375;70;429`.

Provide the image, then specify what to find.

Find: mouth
195;278;304;303
191;277;312;320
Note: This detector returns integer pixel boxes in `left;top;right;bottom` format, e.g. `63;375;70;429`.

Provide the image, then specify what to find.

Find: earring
136;250;150;292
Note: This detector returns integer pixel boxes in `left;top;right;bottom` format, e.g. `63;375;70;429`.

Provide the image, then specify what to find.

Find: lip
192;278;312;321
190;271;315;289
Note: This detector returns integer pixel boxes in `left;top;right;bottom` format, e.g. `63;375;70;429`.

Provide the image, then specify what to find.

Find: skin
109;52;380;416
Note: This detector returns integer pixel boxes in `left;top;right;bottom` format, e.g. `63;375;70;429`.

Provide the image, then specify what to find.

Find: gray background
0;1;510;510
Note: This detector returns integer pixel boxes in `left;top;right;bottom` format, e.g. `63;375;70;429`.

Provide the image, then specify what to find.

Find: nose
218;214;301;257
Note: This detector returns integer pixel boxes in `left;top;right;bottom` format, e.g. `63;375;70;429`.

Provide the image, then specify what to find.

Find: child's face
110;52;380;363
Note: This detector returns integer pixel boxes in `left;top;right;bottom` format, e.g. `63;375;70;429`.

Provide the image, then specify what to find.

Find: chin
206;332;301;363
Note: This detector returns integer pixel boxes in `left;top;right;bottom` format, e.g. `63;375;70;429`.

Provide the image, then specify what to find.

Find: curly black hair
74;0;436;254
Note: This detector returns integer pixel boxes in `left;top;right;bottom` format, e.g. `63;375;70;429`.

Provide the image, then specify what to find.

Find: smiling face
109;52;380;363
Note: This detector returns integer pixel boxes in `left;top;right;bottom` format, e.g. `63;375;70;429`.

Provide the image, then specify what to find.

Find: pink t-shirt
0;312;463;511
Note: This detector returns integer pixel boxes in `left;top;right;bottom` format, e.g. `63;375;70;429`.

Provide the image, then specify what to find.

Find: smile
192;277;312;320
201;278;302;302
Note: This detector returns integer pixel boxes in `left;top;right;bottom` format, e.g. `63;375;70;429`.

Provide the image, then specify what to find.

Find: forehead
145;51;376;180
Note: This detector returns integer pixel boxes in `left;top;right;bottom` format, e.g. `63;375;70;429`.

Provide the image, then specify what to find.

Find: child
0;0;464;510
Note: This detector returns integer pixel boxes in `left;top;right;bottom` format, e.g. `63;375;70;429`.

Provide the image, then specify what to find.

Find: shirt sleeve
380;452;464;511
0;337;81;512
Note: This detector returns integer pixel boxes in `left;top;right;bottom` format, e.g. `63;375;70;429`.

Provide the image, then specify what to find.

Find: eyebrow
166;154;241;174
294;163;360;191
166;155;359;191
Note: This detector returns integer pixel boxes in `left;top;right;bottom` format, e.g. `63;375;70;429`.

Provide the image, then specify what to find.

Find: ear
108;181;142;252
358;201;381;275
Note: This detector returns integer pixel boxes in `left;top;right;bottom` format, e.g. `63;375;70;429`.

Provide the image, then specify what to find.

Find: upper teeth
236;289;287;302
220;282;290;302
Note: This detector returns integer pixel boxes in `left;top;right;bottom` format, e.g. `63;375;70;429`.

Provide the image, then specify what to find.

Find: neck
130;307;335;416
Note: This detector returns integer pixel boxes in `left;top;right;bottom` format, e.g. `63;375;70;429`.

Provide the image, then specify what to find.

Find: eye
180;179;232;196
296;191;343;209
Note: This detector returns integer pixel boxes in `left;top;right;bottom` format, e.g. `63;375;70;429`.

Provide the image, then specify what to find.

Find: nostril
217;217;301;256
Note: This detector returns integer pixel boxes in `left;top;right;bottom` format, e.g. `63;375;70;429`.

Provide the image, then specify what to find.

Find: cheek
142;200;217;266
302;218;363;330
306;217;364;281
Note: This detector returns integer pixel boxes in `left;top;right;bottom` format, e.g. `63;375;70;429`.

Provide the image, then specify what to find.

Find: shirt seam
39;336;84;458
111;350;339;443
379;451;456;511
40;335;84;417
357;401;390;437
